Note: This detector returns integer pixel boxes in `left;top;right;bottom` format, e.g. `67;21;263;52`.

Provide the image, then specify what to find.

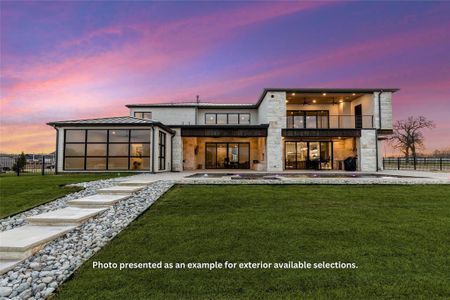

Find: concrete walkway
0;176;158;275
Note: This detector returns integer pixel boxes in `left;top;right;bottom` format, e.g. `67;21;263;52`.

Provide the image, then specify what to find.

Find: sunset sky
1;1;449;155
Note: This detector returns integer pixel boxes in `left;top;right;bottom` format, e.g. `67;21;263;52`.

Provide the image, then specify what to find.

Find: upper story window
205;113;251;125
134;112;152;119
287;110;329;129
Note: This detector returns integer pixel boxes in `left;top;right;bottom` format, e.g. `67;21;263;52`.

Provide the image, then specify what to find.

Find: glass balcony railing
286;115;374;129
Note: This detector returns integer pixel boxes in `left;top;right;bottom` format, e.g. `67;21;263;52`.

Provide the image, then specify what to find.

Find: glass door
205;143;250;169
285;141;333;170
296;142;308;169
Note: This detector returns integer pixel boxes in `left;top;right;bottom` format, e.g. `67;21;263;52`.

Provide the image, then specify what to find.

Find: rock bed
0;178;123;232
0;180;174;299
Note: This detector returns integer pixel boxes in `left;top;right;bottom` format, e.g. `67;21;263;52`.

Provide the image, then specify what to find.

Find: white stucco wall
130;107;196;125
197;108;258;125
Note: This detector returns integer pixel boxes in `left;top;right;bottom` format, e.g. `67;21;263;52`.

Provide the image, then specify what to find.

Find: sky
1;1;449;155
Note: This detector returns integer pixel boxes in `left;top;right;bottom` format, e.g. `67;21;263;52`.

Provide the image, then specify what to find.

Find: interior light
112;131;116;135
352;93;356;96
339;99;343;103
322;93;327;96
312;100;317;103
292;93;296;96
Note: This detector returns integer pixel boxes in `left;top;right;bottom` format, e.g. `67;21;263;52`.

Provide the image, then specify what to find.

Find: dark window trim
134;111;152;119
158;131;166;170
63;129;151;171
284;140;334;170
286;110;329;129
204;113;251;125
205;142;250;169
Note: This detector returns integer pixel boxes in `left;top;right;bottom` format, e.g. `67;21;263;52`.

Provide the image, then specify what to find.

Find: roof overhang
173;124;269;137
257;88;399;107
47;119;175;134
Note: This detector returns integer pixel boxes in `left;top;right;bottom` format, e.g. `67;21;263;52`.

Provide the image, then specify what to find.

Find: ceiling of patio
285;92;363;105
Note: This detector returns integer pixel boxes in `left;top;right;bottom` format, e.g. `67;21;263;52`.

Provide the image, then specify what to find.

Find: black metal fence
383;157;450;171
0;154;56;176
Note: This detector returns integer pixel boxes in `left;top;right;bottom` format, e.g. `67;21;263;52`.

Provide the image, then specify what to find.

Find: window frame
286;110;329;129
204;113;251;125
63;129;151;171
158;131;166;170
134;111;152;119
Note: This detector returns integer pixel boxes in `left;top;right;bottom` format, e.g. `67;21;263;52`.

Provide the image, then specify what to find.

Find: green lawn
56;185;450;299
0;174;128;218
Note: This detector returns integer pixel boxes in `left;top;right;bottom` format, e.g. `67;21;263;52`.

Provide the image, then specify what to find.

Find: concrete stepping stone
0;259;22;275
67;194;130;208
27;207;107;226
0;225;75;260
118;179;156;186
97;185;145;194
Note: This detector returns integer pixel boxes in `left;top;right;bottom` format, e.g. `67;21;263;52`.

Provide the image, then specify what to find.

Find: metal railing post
397;157;400;170
413;156;417;170
440;158;443;171
42;155;45;175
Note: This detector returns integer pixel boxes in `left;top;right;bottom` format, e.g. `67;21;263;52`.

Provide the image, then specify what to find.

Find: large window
285;141;333;170
287;111;329;128
205;113;251;125
134;112;152;119
158;131;166;170
64;129;151;171
205;143;250;169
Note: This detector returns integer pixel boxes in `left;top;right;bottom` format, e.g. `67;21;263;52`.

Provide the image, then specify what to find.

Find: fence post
42;155;45;175
413;156;417;170
382;157;385;170
397;157;400;170
440;158;443;171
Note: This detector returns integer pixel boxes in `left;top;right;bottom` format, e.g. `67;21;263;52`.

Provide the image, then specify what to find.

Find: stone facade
171;128;183;171
258;91;286;171
357;129;377;172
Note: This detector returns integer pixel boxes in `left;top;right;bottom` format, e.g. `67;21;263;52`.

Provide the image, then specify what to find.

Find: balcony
286;114;374;129
283;114;374;138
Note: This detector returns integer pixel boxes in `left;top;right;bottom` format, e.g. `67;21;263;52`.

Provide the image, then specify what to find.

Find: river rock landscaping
0;180;174;299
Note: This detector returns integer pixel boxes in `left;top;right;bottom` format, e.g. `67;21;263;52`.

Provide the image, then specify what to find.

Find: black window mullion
106;130;109;170
128;129;131;170
84;129;88;170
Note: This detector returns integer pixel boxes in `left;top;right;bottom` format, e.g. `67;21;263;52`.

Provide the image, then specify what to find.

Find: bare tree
389;116;435;158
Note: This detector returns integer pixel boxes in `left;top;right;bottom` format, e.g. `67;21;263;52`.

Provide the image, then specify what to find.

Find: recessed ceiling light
352;93;356;96
322;93;327;96
312;99;317;103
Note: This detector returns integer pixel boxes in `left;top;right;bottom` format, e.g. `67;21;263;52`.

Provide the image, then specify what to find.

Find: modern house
48;88;397;173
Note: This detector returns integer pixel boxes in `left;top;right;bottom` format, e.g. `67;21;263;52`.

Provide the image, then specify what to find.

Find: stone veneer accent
172;128;183;171
358;129;377;172
373;91;393;130
258;91;286;171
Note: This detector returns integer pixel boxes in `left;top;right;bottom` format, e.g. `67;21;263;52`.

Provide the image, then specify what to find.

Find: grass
0;173;129;218
56;185;450;299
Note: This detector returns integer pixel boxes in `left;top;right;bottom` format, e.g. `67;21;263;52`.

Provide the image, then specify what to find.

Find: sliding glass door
205;143;250;169
285;141;333;170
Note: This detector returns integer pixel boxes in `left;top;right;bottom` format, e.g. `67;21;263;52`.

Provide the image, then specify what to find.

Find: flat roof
126;88;399;109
